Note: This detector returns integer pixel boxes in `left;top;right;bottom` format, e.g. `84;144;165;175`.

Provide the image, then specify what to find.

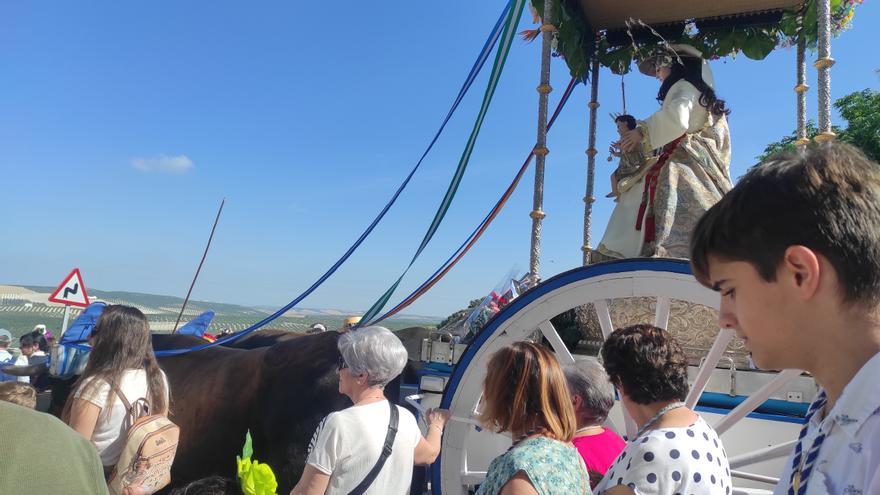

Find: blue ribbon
366;78;579;325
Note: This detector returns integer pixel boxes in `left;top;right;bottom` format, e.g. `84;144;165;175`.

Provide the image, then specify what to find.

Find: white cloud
130;154;194;173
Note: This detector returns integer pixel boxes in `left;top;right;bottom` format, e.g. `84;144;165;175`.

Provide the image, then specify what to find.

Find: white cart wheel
432;258;805;495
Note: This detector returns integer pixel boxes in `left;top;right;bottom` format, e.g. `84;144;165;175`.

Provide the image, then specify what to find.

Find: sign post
48;268;91;337
60;306;72;336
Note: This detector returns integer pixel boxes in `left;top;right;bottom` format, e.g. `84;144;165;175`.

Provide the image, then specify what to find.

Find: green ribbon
360;0;527;325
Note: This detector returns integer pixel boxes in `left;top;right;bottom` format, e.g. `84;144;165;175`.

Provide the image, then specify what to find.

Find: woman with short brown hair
596;324;730;495
475;342;590;495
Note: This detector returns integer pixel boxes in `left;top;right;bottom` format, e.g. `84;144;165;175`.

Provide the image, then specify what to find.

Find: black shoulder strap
347;401;399;495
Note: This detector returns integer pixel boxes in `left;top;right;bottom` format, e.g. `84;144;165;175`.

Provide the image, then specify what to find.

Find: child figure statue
607;114;647;198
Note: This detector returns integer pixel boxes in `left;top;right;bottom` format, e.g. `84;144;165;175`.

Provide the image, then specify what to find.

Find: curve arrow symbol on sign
64;283;79;299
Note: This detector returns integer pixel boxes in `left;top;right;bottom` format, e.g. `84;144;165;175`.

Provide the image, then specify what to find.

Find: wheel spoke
730;470;780;485
728;440;797;469
686;327;734;408
593;299;614;338
654;296;671;329
714;368;803;435
538;320;575;365
592;299;638;437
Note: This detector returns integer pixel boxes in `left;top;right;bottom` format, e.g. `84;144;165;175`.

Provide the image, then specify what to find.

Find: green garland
530;0;863;77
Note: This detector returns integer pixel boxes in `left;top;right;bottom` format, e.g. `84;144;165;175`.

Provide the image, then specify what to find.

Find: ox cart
405;0;854;493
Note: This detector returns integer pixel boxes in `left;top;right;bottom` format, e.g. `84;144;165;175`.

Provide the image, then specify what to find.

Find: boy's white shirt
0;349;30;383
772;351;880;495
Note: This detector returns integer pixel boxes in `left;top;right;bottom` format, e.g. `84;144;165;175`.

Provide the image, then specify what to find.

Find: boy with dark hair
690;142;880;494
607;114;648;198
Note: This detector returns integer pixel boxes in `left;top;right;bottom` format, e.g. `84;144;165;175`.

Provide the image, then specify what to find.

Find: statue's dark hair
657;57;730;117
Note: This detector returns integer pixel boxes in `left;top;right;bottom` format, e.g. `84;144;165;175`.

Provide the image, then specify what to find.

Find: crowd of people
0;325;52;385
291;140;880;495
0;44;878;495
0;306;169;494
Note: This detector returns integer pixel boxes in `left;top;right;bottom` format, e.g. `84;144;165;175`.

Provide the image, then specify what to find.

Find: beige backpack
107;385;180;495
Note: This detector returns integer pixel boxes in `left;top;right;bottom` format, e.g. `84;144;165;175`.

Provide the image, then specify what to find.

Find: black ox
5;327;430;492
8;331;350;493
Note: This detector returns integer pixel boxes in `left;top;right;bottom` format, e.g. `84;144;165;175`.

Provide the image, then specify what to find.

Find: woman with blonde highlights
476;342;591;495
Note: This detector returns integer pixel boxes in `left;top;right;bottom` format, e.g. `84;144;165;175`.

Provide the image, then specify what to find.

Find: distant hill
0;285;439;339
20;285;264;316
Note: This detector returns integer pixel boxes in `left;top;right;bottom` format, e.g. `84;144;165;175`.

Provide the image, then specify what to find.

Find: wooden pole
172;198;226;334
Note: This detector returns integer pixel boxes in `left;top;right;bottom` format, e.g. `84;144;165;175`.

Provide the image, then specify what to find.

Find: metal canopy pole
582;56;600;266
795;22;810;146
529;0;555;278
814;0;836;142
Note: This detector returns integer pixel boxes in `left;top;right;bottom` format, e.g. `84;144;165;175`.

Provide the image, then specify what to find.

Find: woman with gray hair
565;359;626;488
291;326;450;495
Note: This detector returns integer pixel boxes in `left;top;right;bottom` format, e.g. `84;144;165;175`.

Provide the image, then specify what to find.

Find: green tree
758;89;880;162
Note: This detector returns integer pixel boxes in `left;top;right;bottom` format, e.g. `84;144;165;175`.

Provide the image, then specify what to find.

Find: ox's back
249;331;349;493
220;328;302;350
158;339;266;486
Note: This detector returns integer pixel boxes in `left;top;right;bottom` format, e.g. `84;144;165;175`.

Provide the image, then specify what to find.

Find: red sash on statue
635;135;685;244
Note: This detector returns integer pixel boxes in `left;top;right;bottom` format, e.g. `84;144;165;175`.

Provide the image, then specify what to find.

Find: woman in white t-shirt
291;326;450;495
63;305;169;470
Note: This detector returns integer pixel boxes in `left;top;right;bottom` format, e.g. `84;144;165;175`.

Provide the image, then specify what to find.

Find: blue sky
1;1;877;318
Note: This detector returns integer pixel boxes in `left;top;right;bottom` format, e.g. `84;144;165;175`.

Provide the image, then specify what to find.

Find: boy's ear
781;245;822;299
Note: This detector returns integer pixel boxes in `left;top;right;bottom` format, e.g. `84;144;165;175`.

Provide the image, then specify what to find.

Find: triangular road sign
48;268;90;308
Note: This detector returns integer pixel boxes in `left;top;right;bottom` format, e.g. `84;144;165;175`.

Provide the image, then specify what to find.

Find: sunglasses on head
337;355;348;371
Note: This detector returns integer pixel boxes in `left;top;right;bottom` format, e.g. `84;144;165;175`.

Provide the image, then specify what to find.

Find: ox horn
1;362;49;377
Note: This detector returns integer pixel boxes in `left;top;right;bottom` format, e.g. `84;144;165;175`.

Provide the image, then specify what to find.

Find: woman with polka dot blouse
594;324;731;495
